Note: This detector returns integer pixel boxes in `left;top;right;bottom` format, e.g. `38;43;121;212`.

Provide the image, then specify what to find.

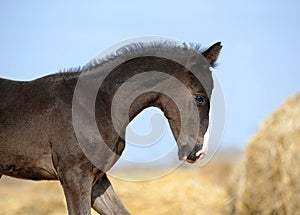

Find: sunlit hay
0;158;233;215
228;93;300;215
110;166;229;215
0;179;66;215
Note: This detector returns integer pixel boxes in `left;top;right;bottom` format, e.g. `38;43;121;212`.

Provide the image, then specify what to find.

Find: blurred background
0;1;299;214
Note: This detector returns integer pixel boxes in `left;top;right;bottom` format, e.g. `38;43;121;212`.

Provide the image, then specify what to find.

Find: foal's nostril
187;153;198;161
179;144;204;161
187;144;204;161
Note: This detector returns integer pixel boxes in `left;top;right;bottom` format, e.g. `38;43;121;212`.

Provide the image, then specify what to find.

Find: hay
0;159;233;215
228;93;300;214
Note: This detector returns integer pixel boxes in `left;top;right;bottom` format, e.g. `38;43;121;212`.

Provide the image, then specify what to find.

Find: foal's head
160;42;222;163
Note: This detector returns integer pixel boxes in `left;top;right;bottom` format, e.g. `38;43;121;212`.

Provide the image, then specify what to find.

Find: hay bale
228;93;300;215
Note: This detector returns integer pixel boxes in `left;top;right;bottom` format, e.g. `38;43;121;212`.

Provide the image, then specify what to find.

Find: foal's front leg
59;168;94;215
92;174;130;215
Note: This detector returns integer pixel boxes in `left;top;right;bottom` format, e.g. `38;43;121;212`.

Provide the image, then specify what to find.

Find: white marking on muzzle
196;150;203;157
195;129;210;157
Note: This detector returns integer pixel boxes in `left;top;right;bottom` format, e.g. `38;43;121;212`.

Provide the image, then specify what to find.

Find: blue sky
1;0;299;150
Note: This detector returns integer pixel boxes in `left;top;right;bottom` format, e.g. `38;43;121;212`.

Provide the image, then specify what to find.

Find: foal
0;41;222;214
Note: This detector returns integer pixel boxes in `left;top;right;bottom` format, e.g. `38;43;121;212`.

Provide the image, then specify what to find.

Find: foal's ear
202;42;222;67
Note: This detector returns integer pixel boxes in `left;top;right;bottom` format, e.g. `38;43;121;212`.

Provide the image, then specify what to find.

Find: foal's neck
90;56;185;148
99;57;184;122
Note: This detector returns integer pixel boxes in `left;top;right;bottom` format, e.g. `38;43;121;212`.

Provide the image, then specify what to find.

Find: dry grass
0;158;234;215
0;179;66;215
111;159;234;215
228;93;300;215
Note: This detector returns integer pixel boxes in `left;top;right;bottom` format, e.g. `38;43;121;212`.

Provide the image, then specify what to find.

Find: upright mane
81;41;206;72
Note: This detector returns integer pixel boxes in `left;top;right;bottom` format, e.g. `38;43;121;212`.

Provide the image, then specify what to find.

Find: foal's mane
70;41;205;73
57;41;215;76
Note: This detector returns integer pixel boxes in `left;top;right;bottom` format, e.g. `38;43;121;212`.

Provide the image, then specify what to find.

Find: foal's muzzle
178;144;205;163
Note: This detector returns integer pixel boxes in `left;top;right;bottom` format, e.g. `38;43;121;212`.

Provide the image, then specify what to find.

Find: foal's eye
194;95;206;105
